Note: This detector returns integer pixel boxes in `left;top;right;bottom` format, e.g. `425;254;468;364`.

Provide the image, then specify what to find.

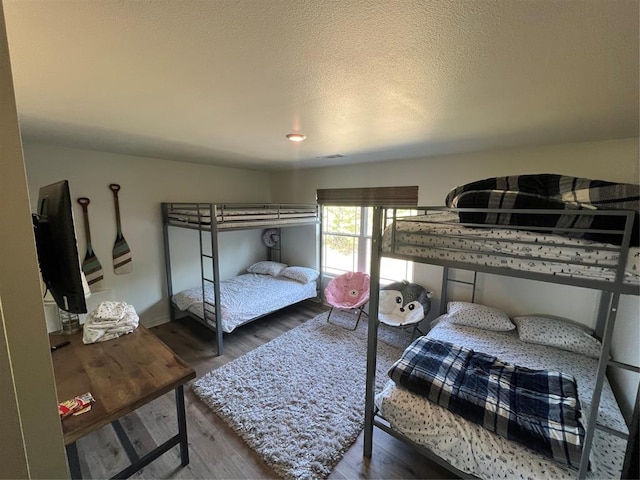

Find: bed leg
216;328;223;356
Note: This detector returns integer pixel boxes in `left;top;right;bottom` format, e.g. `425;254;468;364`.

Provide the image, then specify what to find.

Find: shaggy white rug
192;310;408;480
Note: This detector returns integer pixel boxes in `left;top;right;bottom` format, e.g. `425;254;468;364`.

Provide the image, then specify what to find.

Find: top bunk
162;202;320;232
380;208;639;295
378;175;640;296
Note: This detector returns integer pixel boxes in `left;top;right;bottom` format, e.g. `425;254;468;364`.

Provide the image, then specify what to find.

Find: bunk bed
162;202;321;355
363;181;639;479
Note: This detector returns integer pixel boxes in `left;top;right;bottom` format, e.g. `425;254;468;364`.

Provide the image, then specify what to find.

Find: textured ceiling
3;0;639;171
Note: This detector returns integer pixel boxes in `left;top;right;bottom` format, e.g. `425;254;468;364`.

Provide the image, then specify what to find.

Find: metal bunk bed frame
161;202;321;356
364;206;639;479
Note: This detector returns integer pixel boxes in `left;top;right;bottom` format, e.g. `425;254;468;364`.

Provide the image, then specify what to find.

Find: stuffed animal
262;228;280;247
379;280;432;326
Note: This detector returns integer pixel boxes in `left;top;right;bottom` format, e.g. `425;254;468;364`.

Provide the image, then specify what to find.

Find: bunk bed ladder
197;203;223;356
439;268;478;315
161;203;176;322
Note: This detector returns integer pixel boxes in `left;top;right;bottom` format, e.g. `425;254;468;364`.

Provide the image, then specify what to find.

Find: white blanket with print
82;301;139;344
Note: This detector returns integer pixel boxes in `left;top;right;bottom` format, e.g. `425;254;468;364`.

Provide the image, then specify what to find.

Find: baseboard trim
142;317;170;329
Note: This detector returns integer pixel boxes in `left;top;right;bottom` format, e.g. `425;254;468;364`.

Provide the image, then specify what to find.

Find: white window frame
321;205;413;283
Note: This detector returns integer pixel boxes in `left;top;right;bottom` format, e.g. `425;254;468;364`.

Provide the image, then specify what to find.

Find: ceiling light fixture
286;133;306;142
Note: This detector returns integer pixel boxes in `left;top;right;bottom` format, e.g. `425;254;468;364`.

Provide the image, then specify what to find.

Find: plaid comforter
388;337;585;469
445;174;639;246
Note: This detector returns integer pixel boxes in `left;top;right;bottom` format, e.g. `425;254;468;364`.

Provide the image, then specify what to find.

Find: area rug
192;310;408;480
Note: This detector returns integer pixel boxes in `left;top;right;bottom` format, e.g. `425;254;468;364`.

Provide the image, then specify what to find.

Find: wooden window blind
316;186;419;206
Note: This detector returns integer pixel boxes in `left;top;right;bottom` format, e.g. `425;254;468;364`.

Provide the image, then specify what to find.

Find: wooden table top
49;325;196;445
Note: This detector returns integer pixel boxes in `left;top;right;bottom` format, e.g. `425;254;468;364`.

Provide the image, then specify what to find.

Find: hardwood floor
72;301;457;479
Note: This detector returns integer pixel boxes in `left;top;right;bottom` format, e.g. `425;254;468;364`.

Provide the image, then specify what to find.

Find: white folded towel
83;301;139;344
93;301;129;321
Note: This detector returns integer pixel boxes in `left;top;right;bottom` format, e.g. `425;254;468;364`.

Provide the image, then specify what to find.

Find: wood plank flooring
72;301;457;479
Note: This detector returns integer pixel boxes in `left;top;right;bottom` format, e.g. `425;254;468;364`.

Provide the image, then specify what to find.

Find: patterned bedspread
171;273;317;332
375;316;627;479
445;174;639;246
388;337;585;468
381;211;640;285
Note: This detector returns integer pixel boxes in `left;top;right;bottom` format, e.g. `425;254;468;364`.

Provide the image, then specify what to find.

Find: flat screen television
32;180;88;314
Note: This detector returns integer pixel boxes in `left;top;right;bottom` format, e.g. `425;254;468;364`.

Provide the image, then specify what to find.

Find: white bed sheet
375;315;627;479
382;212;639;285
172;273;317;333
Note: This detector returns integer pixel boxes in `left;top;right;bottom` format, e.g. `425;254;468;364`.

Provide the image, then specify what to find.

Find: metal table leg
65;442;82;479
110;386;190;479
176;385;189;466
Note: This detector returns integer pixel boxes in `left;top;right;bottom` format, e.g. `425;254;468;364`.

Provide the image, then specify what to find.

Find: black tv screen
32;180;88;314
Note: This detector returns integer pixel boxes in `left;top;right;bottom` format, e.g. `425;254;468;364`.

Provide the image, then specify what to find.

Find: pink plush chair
324;271;371;330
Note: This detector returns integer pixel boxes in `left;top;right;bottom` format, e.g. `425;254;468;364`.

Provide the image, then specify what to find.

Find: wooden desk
50;325;196;479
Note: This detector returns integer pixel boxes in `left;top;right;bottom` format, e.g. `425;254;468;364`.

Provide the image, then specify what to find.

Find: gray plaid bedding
388;336;586;469
445;174;639;246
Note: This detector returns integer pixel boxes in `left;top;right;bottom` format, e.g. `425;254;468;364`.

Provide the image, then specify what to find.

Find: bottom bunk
373;309;627;479
171;268;319;333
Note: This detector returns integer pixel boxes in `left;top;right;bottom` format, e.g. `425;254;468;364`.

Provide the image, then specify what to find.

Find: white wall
23;143;273;327
270;137;640;418
270;138;639;205
166;228;267;295
278;224;321;270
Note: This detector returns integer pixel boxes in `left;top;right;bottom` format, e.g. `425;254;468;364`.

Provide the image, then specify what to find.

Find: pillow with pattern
279;266;319;284
447;301;515;331
246;261;287;277
513;315;602;359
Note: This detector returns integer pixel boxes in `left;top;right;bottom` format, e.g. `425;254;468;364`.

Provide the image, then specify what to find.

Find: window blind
316;186;419;206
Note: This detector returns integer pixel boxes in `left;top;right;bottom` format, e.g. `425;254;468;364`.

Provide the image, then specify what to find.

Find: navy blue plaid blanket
445;174;639;246
388;337;585;469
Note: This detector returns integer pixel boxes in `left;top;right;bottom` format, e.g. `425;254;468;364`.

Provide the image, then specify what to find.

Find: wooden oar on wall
77;197;105;291
109;184;133;274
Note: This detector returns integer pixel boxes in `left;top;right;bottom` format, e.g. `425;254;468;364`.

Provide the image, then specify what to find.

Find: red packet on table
58;392;95;418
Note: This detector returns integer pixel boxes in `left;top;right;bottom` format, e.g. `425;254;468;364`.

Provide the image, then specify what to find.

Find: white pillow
279;266;319;284
513;315;602;359
246;261;287;276
447;301;515;331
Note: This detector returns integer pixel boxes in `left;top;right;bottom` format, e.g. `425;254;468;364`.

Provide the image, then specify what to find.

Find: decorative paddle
109;184;133;274
77;197;105;291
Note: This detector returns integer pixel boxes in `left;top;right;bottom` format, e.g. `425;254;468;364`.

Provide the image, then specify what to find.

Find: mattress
382;211;640;285
165;204;319;230
375;315;627;479
171;273;317;333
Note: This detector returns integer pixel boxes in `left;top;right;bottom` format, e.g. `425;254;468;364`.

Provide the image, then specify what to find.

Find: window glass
322;205;413;283
322;234;357;276
324;206;360;235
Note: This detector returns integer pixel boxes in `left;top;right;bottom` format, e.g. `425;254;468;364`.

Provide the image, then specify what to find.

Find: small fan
262;228;280;247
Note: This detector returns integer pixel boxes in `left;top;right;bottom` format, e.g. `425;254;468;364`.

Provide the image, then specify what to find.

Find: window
322;205;413;283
